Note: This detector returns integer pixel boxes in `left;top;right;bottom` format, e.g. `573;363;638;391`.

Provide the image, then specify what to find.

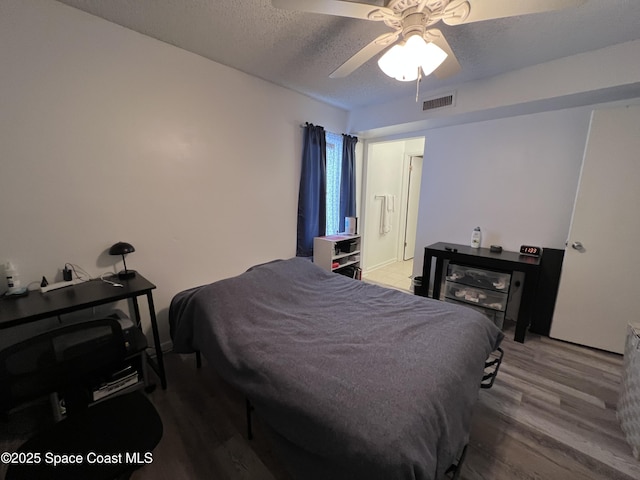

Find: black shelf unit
421;242;542;343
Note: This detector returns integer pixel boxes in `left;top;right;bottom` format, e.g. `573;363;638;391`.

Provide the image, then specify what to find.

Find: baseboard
362;258;398;275
147;340;174;357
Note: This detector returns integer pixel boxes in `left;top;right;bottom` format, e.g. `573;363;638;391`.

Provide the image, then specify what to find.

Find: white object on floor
618;323;640;459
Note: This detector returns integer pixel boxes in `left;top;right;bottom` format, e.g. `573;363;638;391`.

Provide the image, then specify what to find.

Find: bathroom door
403;156;423;260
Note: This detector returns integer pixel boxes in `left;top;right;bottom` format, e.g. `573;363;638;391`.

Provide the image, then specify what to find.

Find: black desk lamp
109;241;136;279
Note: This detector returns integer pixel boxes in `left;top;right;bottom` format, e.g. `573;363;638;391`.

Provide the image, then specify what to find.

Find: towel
386;194;395;213
379;194;395;234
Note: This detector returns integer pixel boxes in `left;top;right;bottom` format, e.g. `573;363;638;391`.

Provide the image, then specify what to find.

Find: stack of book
92;365;139;401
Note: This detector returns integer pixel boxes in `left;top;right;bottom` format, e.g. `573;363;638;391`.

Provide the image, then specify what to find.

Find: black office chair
0;318;163;480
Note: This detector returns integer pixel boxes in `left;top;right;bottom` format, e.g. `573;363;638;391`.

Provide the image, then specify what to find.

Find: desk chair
0;318;163;480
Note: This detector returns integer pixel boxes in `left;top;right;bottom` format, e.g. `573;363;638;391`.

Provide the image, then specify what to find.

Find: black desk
422;242;541;343
0;274;166;389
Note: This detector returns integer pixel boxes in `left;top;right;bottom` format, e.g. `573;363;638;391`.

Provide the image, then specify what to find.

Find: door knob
571;241;583;250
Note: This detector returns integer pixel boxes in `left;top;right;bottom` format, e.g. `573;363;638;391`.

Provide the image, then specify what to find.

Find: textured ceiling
54;0;640;110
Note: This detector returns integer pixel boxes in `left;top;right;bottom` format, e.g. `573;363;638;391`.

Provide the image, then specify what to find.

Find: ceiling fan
272;0;585;82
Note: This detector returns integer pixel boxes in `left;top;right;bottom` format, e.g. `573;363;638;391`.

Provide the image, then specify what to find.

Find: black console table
422;242;541;343
0;273;166;389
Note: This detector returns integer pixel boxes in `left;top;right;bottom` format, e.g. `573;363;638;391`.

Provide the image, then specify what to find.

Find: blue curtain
338;134;358;232
296;124;327;257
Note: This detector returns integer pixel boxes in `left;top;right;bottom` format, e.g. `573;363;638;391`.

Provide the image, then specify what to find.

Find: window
325;131;343;235
296;124;356;258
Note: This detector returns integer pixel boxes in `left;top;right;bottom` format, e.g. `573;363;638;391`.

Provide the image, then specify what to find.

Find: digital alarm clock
519;245;542;257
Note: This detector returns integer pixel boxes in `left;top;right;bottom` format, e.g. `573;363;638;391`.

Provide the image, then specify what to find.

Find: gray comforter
169;257;503;480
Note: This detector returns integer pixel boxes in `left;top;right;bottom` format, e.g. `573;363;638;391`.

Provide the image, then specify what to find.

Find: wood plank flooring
2;324;639;479
463;326;639;480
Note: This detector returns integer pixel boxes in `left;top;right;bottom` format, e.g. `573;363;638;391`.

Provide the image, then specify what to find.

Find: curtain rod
299;124;357;138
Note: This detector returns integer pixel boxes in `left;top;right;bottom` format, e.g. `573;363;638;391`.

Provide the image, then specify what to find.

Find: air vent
422;93;455;111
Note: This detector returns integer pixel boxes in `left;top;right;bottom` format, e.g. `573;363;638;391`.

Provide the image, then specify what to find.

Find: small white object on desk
470;226;482;248
40;278;83;293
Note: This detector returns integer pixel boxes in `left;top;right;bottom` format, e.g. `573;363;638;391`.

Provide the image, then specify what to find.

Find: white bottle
471;227;482;248
5;261;21;293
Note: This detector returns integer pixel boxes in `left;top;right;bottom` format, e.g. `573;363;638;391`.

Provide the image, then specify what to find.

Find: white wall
0;0;348;346
412;107;592;276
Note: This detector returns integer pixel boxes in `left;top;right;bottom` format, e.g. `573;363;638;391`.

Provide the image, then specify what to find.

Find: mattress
170;257;503;480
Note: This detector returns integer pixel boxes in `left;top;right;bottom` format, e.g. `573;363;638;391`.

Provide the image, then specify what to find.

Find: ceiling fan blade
424;29;461;79
330;31;400;78
272;0;394;21
443;0;586;25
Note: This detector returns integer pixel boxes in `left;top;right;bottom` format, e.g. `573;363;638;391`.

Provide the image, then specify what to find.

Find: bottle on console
471;227;482;248
4;261;21;294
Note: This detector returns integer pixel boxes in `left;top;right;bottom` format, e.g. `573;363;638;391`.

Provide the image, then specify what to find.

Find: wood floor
2;324;640;480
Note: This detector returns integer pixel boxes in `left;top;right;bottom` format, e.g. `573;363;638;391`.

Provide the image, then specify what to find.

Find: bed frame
171;258;505;480
195;346;504;479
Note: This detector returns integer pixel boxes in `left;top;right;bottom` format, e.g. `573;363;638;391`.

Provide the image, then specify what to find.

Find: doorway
361;137;425;289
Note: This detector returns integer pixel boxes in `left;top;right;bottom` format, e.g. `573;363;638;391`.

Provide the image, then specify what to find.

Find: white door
550;104;640;354
403;156;423;260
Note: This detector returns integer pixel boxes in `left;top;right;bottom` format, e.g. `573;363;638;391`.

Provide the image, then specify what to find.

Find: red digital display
520;245;542;257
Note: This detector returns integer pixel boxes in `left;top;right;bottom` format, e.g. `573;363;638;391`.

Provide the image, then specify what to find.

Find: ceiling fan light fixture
419;41;448;76
378;34;448;81
378;44;409;80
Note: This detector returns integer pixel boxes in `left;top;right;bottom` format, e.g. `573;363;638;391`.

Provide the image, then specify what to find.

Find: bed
169;257;504;480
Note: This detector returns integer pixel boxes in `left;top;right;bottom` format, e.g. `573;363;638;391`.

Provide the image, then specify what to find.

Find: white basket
618;323;640;459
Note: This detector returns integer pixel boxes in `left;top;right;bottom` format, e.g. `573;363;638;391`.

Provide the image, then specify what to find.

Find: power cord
100;273;123;288
65;262;124;288
37;263;91;291
64;263;92;283
38;263;123;289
